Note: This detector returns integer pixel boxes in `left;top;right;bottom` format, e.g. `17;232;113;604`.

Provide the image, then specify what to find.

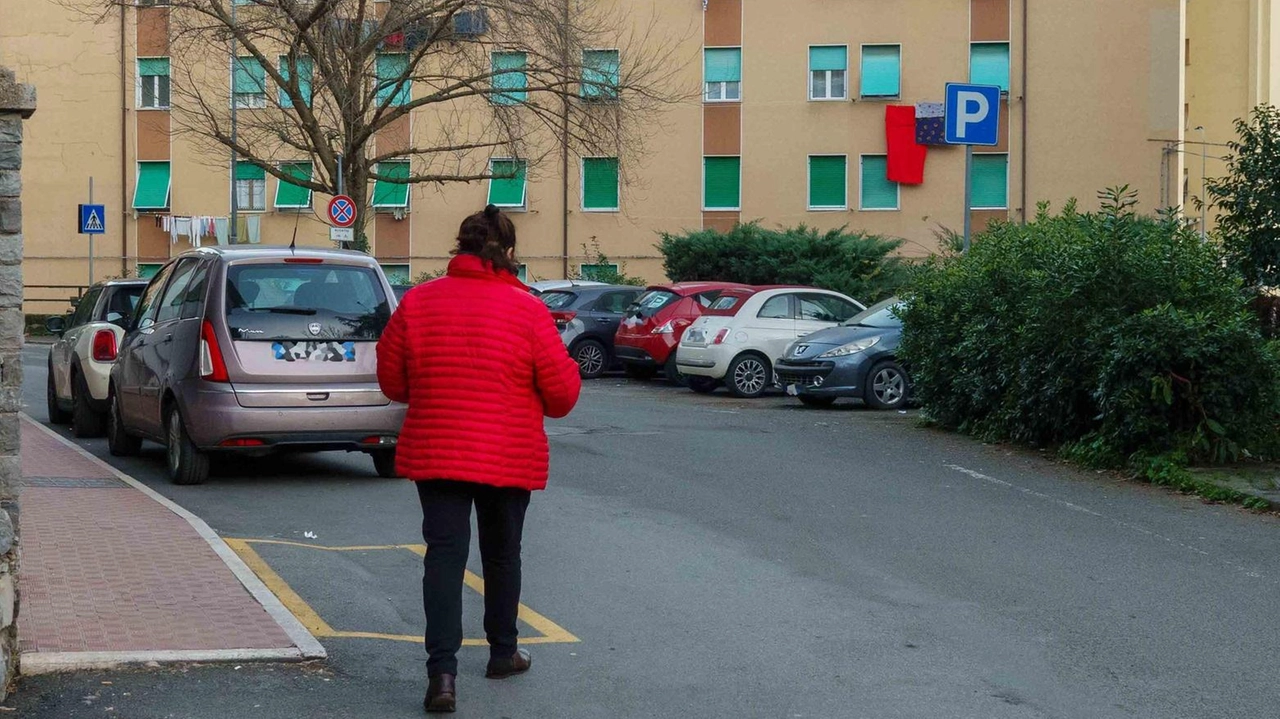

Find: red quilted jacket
376;254;582;490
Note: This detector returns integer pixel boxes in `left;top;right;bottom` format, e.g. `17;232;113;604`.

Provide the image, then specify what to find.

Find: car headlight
818;337;880;358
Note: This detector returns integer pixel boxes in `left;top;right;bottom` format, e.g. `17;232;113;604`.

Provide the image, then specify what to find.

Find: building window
137;263;164;279
970;42;1010;92
580;264;619;282
274;162;313;209
581;157;619;211
487;159;528;208
491;51;528;105
138;57;170;109
375;53;411;106
133;161;171;210
969;153;1009;209
704;47;741;102
278;55;313;108
380;264;412;286
808;155;847;211
703;156;741;210
582;49;620;101
808;46;847;101
233;56;266;108
860;45;901;98
372;161;411;209
860;155;899;211
234;163;266;211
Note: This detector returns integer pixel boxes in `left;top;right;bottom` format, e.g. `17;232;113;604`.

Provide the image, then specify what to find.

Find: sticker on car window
272;341;356;362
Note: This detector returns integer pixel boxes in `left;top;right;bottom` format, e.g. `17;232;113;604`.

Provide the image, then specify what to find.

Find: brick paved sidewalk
16;416;323;671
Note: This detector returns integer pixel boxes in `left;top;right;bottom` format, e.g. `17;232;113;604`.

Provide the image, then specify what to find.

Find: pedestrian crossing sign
78;204;105;235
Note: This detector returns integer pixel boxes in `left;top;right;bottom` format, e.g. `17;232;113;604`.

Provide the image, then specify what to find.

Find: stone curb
21;648;306;675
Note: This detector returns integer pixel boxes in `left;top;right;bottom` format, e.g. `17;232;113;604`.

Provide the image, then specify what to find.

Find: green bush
898;188;1280;467
657;222;907;303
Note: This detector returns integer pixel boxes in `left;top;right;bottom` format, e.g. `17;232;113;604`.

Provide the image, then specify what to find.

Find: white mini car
676;287;865;398
46;279;148;436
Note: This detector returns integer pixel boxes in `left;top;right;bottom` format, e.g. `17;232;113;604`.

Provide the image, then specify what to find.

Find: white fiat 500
676;287;864;398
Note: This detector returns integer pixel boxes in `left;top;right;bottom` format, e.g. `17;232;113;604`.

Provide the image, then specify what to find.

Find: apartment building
1;0;1272;303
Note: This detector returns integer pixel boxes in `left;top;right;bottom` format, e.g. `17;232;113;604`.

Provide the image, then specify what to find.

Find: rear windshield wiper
243;307;317;316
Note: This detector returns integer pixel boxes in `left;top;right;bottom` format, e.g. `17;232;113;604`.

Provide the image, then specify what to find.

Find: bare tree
71;0;690;249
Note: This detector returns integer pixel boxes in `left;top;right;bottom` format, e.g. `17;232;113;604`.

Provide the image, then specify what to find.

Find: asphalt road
9;343;1280;719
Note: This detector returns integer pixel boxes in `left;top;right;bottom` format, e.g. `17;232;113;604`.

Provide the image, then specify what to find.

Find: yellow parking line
224;538;337;637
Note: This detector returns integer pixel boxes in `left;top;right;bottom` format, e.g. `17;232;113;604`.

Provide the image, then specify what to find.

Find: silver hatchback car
107;246;406;485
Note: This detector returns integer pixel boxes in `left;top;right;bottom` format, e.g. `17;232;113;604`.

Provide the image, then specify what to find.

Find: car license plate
272;341;355;362
686;329;704;343
786;384;799;396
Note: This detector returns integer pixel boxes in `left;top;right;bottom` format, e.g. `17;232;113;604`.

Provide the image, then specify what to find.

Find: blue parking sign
78;204;105;235
944;83;1002;147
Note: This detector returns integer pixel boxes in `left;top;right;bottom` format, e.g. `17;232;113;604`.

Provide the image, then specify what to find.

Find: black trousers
416;480;531;677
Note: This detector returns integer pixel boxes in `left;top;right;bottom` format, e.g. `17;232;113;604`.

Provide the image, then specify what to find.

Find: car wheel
166;406;209;486
623;364;656;380
46;362;70;424
71;372;105;438
685;376;718;394
726;354;771;399
573;339;608;379
663;355;684;385
799;395;837;408
371;450;400;479
107;390;142;457
865;360;909;410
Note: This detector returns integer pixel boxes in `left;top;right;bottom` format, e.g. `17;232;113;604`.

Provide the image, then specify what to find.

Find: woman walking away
377;204;582;713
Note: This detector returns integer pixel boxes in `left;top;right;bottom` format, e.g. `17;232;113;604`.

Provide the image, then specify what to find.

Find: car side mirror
45;316;66;336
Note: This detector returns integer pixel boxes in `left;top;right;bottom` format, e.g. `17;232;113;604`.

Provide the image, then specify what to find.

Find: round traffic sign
327;195;357;228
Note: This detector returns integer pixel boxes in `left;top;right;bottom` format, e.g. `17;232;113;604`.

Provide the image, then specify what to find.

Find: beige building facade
0;0;1271;309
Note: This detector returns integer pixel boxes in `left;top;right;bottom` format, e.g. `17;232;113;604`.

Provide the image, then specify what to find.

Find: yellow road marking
228;538;579;645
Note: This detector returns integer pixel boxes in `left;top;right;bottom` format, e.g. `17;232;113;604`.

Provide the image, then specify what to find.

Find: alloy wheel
733;358;767;396
576;344;605;376
873;367;905;406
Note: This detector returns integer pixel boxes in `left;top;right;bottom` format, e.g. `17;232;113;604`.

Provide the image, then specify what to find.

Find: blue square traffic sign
78;204;105;235
944;83;1002;147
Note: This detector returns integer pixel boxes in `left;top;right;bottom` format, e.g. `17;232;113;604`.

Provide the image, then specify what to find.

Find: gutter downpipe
560;0;570;279
1020;0;1028;224
120;3;129;274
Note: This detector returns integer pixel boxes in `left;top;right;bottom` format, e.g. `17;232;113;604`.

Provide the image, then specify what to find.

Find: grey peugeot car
107;246;406;485
773;297;909;409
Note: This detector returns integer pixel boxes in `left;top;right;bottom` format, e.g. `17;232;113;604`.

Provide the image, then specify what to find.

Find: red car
614;282;753;382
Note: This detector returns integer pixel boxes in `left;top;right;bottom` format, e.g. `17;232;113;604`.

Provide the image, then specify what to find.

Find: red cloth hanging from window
885;105;927;185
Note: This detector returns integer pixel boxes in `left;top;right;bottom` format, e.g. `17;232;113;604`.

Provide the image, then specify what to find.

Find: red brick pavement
18;418;294;654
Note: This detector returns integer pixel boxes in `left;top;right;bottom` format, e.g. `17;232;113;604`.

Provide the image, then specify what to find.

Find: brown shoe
424;674;456;713
485;648;532;679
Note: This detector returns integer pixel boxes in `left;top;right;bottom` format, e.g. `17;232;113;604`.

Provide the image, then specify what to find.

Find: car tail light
200;320;230;382
713;328;730;345
362;435;397;445
91;330;117;362
652;319;690;335
220;438;265;447
283;257;324;264
551;311;576;326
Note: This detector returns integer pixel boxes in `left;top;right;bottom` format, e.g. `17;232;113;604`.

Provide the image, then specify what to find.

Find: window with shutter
583;49;620;101
376;54;411;106
138;57;170;109
808;46;847;101
487;159;527;208
233;57;266;108
133;162;171;210
274;162;313;209
860;45;901;98
970;42;1010;91
492;52;527;105
704;48;742;102
581;157;619;211
372;161;411;208
860;155;899;211
278;55;313;108
808;155;847;210
969;154;1009;209
234;163;266;211
703;156;741;210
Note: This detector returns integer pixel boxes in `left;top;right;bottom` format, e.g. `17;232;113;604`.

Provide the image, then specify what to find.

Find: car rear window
540;291;576;310
704;292;752;316
225;263;391;341
631;290;680;318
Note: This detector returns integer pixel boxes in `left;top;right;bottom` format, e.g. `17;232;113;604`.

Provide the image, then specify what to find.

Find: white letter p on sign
954;91;990;140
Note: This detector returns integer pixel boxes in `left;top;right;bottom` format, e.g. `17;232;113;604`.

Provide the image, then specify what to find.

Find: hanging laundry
174;217;193;244
190;216;204;245
247;215;262;244
915;102;947;146
885;105;927;185
214;217;230;246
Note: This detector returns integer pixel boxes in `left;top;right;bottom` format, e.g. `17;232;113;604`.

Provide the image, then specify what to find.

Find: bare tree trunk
346;161;371;253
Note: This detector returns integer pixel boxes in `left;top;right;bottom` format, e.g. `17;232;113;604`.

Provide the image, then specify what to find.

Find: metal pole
963;145;973;253
1200;129;1207;240
229;0;239;244
337;153;344;196
88;177;94;285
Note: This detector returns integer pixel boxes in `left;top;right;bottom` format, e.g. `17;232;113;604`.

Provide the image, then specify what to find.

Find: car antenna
289;204;299;253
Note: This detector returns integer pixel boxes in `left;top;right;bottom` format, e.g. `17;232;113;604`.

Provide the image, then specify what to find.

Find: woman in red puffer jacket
377;204;581;713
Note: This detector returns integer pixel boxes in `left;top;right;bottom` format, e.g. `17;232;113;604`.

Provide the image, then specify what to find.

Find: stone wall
0;67;34;699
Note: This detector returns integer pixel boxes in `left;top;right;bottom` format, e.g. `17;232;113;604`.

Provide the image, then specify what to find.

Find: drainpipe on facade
120;3;129;273
1020;0;1028;224
559;0;570;279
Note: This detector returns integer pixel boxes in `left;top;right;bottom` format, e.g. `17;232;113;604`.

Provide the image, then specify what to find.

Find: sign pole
88;177;94;285
962;145;973;253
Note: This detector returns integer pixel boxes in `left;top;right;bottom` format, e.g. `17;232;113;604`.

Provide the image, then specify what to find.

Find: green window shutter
138;57;169;77
703;48;741;82
583;49;620;100
969;154;1008;209
860;156;898;210
703;156;741;210
492;52;527;105
860;45;901;97
274;162;312;208
278;56;313;108
809;46;846;72
234;56;265;94
372;161;411;207
234;162;265;181
488;159;527;207
580;264;617;282
808;156;846;209
970;42;1010;91
133;161;171;210
380;264;411;285
376;53;410;106
582;157;619;210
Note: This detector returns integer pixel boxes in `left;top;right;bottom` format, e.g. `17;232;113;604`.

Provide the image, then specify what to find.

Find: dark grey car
773;297;909;409
540;285;643;379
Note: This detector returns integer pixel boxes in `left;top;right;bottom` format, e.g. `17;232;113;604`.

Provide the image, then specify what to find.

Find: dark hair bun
483;204;500;221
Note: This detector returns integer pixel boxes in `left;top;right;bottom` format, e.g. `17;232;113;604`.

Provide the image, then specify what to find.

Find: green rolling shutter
809;46;846;72
970;42;1010;91
279;56;313;108
275;162;312;208
138;57;169;77
376;53;410;106
380;264;411;285
488;159;527;207
703;48;741;82
372;161;411;207
582;157;619;210
970;154;1009;209
492;52;528;105
234;163;265;181
860;156;898;210
583;49;620;100
137;263;163;280
808;156;846;209
234;56;265;94
133;161;171;210
703;156;741;210
861;45;901;97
